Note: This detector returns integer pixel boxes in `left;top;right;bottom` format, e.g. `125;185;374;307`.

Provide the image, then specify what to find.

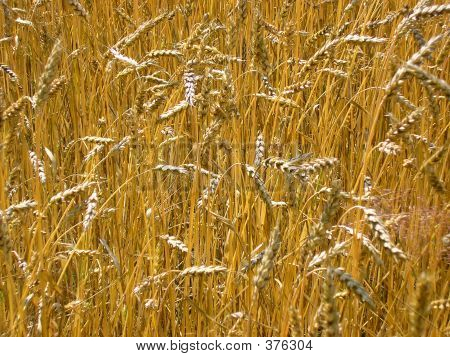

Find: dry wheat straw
1;0;449;338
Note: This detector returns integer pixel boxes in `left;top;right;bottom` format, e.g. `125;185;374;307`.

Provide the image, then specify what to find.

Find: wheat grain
180;265;228;276
50;182;97;204
82;190;98;231
65;0;89;18
430;299;450;310
254;226;281;293
308;241;350;270
244;164;273;208
28;151;46;184
409;273;432;336
159;234;188;253
362;207;406;260
158;100;189;123
318;268;341;336
5;199;37;220
0;212;11;255
332;267;375;308
33;39;62;108
154;164;190;175
112;11;175;52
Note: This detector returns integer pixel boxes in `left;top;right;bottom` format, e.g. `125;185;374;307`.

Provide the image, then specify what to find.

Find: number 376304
265;339;312;350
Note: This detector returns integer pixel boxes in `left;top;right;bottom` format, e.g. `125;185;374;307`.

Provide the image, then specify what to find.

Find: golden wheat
0;0;448;337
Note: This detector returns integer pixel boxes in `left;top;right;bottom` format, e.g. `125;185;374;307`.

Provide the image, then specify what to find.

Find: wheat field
0;0;449;337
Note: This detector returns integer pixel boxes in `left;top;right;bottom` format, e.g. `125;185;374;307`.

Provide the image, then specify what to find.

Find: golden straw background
0;0;449;336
